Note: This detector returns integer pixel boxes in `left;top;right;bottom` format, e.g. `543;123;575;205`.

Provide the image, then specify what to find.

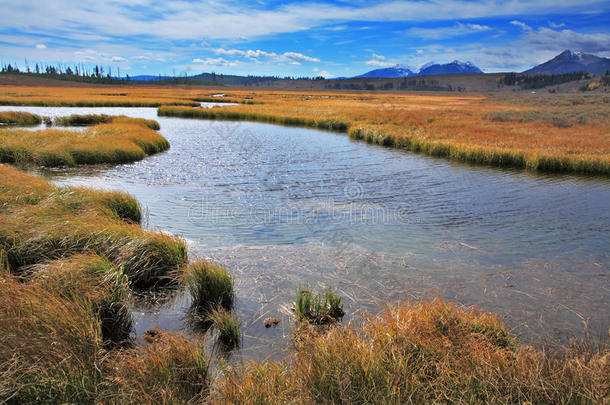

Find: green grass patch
296;288;344;325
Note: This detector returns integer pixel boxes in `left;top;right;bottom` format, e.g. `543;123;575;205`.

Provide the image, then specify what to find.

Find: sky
1;0;610;78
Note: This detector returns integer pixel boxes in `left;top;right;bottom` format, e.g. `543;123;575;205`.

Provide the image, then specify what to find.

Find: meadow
0;82;608;403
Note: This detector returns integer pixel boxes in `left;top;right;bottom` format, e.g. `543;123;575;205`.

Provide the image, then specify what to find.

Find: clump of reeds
0;121;169;167
295;288;344;325
209;306;241;349
214;299;609;404
185;259;234;315
0;111;42;126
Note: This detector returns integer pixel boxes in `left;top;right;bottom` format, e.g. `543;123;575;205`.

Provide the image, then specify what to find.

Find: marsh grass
158;105;349;132
0;111;42;126
209;306;241;349
0;165;187;288
53;114;161;130
0;121;169;167
296;288;344;325
214;300;609;404
185;259;234;315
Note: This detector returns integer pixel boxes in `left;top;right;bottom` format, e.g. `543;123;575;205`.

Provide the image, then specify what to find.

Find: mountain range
353;51;610;78
355;60;483;78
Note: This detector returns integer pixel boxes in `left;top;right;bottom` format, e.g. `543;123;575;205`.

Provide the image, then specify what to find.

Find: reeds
185;259;234;314
0;121;169;167
214;299;609;404
0;111;42;126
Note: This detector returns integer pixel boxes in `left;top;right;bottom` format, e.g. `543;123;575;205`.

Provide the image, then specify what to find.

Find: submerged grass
0;120;168;167
215;299;609;404
0;111;42;126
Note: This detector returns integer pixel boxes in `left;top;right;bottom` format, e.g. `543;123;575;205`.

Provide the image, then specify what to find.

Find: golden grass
0;164;187;287
2;84;608;174
214;300;609;404
0;120;169;166
0;111;41;126
159;91;610;175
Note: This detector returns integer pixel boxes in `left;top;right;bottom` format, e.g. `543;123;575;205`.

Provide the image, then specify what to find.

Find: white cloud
213;48;319;63
35;44;46;49
521;27;610;53
549;22;566;28
407;22;491;39
365;52;395;67
111;56;127;62
192;57;237;67
510;20;531;31
0;0;607;42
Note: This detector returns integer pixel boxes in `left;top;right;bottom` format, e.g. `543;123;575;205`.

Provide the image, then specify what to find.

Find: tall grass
214;300;609;404
0;111;42;126
185;259;234;315
0;121;169;167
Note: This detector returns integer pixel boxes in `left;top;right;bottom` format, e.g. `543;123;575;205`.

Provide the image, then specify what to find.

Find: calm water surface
2;105;608;359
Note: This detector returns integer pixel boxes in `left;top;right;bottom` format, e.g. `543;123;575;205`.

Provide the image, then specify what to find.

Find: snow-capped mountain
354;65;415;78
417;60;483;76
523;50;610;74
355;60;483;78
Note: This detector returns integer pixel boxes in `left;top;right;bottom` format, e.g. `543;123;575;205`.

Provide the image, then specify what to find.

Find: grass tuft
209;306;241;349
185;259;234;315
296;288;344;325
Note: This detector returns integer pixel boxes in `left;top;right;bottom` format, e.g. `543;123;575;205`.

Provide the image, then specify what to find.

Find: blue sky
1;0;609;77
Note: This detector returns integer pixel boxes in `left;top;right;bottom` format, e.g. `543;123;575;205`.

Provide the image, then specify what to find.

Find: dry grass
0;119;169;167
214;300;609;404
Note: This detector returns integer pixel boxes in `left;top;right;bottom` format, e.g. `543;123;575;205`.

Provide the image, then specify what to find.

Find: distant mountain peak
524;50;610;74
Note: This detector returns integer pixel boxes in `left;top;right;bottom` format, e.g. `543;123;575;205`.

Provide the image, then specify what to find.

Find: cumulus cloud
111;56;127;62
35;43;46;49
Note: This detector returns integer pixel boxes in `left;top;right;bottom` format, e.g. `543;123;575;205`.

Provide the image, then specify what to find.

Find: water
2;105;609;359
